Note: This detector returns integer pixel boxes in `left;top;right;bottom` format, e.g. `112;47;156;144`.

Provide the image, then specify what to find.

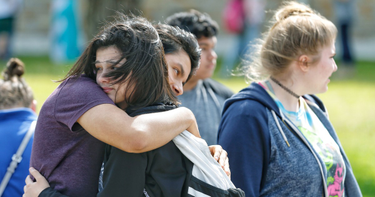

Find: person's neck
268;79;300;112
183;77;201;92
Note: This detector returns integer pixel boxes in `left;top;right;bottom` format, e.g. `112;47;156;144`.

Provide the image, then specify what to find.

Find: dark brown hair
155;24;201;82
165;9;219;39
61;14;177;109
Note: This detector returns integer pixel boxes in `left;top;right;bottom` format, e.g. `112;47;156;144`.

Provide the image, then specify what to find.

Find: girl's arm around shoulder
55;76;199;153
78;105;199;153
217;99;271;197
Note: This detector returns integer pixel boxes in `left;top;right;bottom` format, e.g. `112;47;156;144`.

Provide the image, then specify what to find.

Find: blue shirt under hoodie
217;82;362;197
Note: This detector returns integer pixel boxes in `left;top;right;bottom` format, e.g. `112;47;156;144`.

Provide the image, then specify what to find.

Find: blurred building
12;0;375;60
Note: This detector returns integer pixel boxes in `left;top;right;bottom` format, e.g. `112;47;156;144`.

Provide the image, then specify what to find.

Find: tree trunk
83;0;142;40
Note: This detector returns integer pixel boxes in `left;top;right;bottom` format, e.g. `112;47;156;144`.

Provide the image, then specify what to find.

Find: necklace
270;77;300;99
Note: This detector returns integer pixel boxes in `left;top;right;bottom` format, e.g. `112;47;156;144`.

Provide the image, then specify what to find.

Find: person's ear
30;99;37;112
298;55;310;72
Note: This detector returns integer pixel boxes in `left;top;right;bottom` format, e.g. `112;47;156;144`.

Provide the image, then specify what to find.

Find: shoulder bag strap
0;120;36;196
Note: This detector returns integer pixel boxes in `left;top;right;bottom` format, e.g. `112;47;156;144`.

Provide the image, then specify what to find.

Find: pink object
223;0;245;34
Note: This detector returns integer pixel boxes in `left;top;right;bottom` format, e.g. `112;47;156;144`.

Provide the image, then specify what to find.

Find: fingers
29;167;41;181
208;145;231;178
223;157;231;178
213;149;221;161
218;149;228;167
218;149;231;178
23;168;50;197
208;145;222;161
24;168;36;196
25;175;33;185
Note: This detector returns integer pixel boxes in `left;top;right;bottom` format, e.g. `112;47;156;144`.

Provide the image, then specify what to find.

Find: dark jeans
339;22;354;65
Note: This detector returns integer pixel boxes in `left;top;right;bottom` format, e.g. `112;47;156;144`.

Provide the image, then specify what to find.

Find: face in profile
304;42;337;94
95;45;131;109
165;49;192;96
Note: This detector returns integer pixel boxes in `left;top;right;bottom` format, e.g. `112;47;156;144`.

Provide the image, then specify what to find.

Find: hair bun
4;58;25;80
275;1;314;22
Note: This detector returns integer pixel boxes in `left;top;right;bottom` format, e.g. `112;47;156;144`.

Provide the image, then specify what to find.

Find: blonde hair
0;58;34;109
242;1;337;82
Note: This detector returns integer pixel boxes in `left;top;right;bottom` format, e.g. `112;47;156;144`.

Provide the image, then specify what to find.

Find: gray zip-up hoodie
218;82;362;197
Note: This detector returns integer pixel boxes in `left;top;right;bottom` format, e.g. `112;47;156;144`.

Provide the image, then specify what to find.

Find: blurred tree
83;0;143;40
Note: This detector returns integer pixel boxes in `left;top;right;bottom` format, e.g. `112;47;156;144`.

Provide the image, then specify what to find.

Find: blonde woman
217;1;362;196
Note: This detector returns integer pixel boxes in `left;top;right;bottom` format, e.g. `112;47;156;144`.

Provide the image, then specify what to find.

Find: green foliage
2;56;374;196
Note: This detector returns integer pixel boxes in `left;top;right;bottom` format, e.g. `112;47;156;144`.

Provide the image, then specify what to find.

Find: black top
98;103;194;197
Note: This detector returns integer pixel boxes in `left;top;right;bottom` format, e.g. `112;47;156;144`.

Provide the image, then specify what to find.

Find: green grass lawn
2;56;374;196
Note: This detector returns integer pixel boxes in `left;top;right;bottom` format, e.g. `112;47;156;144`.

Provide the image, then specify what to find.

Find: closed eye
95;65;102;71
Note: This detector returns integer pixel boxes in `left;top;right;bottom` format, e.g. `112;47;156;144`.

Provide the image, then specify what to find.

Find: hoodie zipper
271;110;290;147
271;109;328;197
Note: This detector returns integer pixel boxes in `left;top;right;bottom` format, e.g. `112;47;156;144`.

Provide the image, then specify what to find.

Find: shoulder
220;92;270;135
227;98;264;112
52;76;114;127
62;76;99;91
223;96;267;118
58;76;110;101
202;78;234;99
220;98;269;137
